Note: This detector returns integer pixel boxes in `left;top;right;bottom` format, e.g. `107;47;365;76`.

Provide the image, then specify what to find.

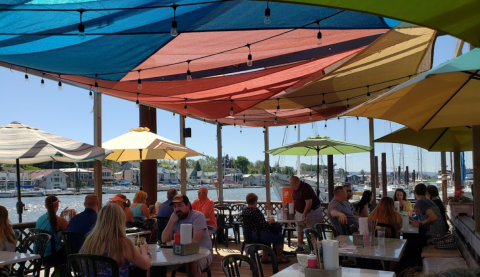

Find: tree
249;168;259;174
261;165;266;175
186;159;196;168
360;169;365;183
337;168;345;176
234;156;250;174
284;166;295;175
195;161;202;171
22;165;41;170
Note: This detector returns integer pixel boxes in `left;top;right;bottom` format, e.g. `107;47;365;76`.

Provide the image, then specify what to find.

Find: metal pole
381;153;387;197
327;155;334;201
472;126;480;231
15;159;23;223
369;118;377;208
297;124;301;176
180;116;186;195
217;124;224;203
264;127;271;210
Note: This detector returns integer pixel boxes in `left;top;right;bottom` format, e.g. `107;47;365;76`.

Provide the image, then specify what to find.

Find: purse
427;232;457;250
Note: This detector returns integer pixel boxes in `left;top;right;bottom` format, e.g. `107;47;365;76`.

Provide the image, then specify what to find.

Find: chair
59;231;86;255
29;228;58;277
68;254;119;277
230;204;247;244
155;216;170;242
207;225;219;254
215;206;237;247
304;228;322;253
140;218;157;244
376;223;397;238
17;233;51;277
222;254;259;277
240;214;264;257
314;223;339;240
133;216;146;222
245;244;278;277
282;223;296;247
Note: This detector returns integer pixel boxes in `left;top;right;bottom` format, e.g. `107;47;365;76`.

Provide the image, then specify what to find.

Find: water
3;187;280;224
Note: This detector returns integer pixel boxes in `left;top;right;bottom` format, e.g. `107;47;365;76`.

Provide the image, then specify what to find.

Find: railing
11;222;36;273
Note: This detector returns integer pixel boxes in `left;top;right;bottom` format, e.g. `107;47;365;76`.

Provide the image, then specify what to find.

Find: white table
148;244;211;277
0;251;41;266
272;263;396;277
126;230;151;237
401;225;419;234
335;235;407;262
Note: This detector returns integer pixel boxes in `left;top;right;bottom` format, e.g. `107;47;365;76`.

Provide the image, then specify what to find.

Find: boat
0;190;15;198
14;188;46;197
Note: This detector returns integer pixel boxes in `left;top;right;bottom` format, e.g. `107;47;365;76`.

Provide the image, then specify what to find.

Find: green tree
360;169;365;182
261;165;266;175
186;159;196;168
249;168;259;174
195;161;202;171
284;166;295;175
337;168;345;176
22;165;41;170
234;156;250;173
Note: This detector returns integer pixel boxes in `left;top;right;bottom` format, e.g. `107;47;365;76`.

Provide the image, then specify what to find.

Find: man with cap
192;187;217;229
162;194;212;277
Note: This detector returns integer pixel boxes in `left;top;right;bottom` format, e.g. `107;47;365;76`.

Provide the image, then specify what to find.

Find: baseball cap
169;194;190;206
109;195;126;203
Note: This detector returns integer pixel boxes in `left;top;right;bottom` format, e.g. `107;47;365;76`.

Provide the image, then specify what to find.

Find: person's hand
411;220;420;227
169;211;179;223
268;218;275;225
337;212;347;224
302;214;306;220
140;241;148;255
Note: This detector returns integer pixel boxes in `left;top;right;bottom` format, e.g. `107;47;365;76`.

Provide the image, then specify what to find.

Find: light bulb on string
338;117;340;121
94;73;98;92
203;119;206;124
243;114;246;126
184;98;188;114
137;70;142;90
89;86;93;100
309;111;312;121
186;61;192;81
24;69;29;83
78;9;86;40
230;100;234;116
170;5;178;37
316;20;323;44
247;44;253;67
357;116;359;121
263;122;266;133
173;112;176;118
264;2;271;24
240;126;242;134
322;93;326;109
276;98;280;111
294;125;296;131
136;93;140;108
40;73;45;88
215;119;218;125
324;120;327;130
58;75;62;91
234;120;236;128
346;98;350;109
274;113;277;125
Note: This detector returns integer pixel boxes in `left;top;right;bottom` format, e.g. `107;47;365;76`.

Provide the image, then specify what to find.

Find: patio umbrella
375;126;472;152
0;121;111;222
266;136;371;196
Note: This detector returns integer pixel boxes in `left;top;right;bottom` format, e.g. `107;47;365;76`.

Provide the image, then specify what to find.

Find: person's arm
303;199;312;219
203;200;215;219
412;208;438;227
56;216;69;231
193;212;207;242
125;240;150;270
125;208;134;223
361;205;369;217
162;212;178;243
330;209;347;224
141;204;149;218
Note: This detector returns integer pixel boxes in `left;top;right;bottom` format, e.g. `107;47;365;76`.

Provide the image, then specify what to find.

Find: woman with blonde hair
131;191;149;218
109;194;134;223
368;197;402;238
80;203;150;276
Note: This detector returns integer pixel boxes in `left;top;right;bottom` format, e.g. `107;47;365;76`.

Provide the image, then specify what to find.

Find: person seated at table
241;193;290;264
368;197;402;238
80;203;150;277
328;186;359;235
192;187;217;229
157;189;177;217
412;203;421;221
0;205;16;277
131;191;149;218
393;188;413;214
110;194;134;223
161;194;213;277
35;196;69;266
411;183;447;238
426;185;448;230
355;190;373;217
68;194;99;236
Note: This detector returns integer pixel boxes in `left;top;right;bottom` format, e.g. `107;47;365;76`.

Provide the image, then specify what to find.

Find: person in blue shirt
68;194;99;236
157;188;177;217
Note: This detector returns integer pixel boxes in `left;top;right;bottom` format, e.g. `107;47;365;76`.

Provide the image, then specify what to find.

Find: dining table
335;235;407;262
148;244;211;277
271;263;396;277
0;251;41;266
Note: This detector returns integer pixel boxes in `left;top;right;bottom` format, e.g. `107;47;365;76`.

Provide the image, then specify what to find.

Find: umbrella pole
316;149;320;197
139;149;143;190
15;159;23;223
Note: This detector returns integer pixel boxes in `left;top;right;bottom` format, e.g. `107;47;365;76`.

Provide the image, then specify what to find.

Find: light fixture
58;75;62;91
324;120;327;130
240;126;242;134
277;98;280;111
89;85;93;100
215;119;218;125
338;117;340;121
234;119;236;128
322;93;326;109
40;73;45;88
184;98;188;114
366;85;370;100
346;98;350;109
24;69;28;83
203;119;206;124
137;70;142;90
316;20;323;44
94;73;98;91
230;100;234;116
171;5;178;37
264;2;271;24
243;114;246;126
136;93;140;108
247;44;253;67
294;125;297;131
263;122;266;132
274;112;277;124
78;9;86;40
357;116;359;121
309;111;312;120
186;60;192;81
173;111;176;118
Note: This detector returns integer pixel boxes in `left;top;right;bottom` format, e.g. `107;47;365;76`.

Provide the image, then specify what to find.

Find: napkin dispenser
173;241;199;256
304;267;342;277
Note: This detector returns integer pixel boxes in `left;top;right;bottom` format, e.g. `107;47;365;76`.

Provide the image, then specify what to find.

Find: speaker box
184;128;191;138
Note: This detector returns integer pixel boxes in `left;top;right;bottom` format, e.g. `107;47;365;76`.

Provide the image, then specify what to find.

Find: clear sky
1;35;473;174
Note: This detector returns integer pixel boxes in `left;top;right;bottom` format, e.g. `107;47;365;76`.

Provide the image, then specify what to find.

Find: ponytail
124;199;131;208
45;196;58;231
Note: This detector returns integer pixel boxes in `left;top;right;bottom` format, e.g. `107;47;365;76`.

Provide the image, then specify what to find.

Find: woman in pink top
191;187;217;229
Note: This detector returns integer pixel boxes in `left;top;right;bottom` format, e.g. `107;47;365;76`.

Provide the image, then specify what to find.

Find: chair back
133;216;146;222
245;244;278;277
207;225;217;252
29;228;57;259
215;206;233;225
314;223;339;240
304;228;322;252
19;233;51;277
141;218;157;243
240;214;256;244
59;231;86;255
222;254;259;277
376;223;397;238
68;254;119;277
155;216;170;242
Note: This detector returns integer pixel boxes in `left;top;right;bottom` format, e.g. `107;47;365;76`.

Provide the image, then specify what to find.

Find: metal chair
133;216;146;222
304;228;322;253
17;233;51;277
207;225;219;254
240;214;265;257
29;228;58;277
314;223;339;240
140;218;157;244
230;204;247;244
245;244;278;277
376;223;397;238
222;254;259;277
68;254;119;277
215;206;237;247
155;216;170;242
59;231;86;255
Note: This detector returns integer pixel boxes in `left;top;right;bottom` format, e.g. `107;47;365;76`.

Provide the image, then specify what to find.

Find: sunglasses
346;190;352;192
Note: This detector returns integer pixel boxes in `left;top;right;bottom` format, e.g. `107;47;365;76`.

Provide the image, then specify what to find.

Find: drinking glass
377;227;386;245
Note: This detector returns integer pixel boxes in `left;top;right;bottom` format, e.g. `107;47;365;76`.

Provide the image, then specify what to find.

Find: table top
148;244;211;267
271;263;396;277
335;235;407;262
276;218;304;224
0;251;41;266
400;225;419;234
126;230;151;237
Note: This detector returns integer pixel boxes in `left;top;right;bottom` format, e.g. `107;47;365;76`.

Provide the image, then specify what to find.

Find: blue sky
1;36;473;174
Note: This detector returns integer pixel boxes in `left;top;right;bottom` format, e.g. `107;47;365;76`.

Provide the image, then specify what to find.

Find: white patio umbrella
0;121;111;222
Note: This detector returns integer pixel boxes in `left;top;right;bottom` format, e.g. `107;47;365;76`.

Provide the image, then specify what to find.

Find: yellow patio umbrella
103;127;204;162
375;126;472;152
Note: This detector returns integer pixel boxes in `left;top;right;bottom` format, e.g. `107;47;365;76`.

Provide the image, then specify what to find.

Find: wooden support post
217;124;223;203
180;116;186;195
454;152;462;189
369;118;376;207
381;153;387;198
441;152;448;202
375;156;379;189
93;91;103;205
405;166;409;188
264;127;271;210
139;105;157;206
473;126;480;232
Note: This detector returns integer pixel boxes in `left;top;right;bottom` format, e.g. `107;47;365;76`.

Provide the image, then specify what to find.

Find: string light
243;114;246;126
276;98;280;111
366;85;370;100
357;116;359;121
338;117;340;121
264;2;271;24
324;120;327;130
309;110;312;121
58;75;62;91
173;111;176;118
294;125;296;131
233;119;236;128
203;119;206;124
40;73;45;88
316;20;322;44
186;60;192;81
78;9;86;40
137;70;142;90
346;98;350;109
322;93;326;109
263;122;266;132
240;126;242;134
89;85;93;100
274;112;277;124
24;69;28;83
230;100;234;116
184;98;188;114
136;92;140;108
247;44;253;67
170;5;178;37
94;73;98;91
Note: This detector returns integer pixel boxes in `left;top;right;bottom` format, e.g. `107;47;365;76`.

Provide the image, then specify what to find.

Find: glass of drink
377;227;386;245
136;237;146;252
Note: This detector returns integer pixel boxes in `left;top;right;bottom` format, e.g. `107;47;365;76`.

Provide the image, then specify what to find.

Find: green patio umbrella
266;136;371;196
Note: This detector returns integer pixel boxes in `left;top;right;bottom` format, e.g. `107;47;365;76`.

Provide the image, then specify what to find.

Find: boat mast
344;118;347;182
390;122;396;185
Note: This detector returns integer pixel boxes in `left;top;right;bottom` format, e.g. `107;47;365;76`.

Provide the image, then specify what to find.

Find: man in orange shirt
192;187;217;229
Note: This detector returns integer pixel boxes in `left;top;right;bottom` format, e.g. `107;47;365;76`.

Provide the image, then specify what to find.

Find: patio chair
59;231;86;255
240;215;265;257
314;223;339;240
207;225;219;254
133;216;146;222
303;228;322;253
245;244;278;277
215;206;237;247
140;218;157;244
16;233;51;277
155;216;170;242
68;254;119;277
222;254;259;277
